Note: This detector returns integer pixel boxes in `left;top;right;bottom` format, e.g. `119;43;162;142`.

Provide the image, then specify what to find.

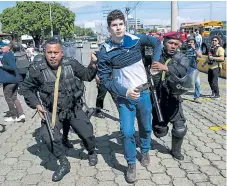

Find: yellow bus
180;20;223;37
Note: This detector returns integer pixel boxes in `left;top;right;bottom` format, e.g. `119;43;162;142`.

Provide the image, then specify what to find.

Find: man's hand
151;61;168;71
91;53;98;63
36;105;46;120
0;62;3;67
190;43;196;49
126;88;140;100
208;56;214;61
95;76;100;85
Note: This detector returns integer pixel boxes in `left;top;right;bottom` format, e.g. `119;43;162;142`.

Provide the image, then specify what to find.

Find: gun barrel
36;92;54;141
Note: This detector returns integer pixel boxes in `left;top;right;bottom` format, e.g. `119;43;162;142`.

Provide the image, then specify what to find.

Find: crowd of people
0;9;225;183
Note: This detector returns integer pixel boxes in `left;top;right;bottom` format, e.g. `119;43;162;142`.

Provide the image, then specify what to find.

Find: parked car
90;42;99;49
76;41;83;48
201;29;226;55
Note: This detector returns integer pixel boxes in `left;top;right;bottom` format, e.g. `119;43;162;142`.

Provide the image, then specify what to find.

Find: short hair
107;10;125;26
44;37;62;51
211;35;222;45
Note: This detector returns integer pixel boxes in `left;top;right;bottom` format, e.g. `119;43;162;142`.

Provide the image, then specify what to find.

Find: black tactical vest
32;57;84;119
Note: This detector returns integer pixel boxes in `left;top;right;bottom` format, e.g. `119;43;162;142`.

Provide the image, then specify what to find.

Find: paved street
0;44;226;186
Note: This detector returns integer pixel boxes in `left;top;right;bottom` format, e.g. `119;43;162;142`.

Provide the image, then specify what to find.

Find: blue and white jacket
97;33;161;97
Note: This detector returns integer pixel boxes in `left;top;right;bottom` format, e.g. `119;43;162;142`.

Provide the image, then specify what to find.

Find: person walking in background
195;30;202;50
0;40;25;122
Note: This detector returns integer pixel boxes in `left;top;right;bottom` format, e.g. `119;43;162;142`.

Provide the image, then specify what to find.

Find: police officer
151;32;190;160
21;38;98;181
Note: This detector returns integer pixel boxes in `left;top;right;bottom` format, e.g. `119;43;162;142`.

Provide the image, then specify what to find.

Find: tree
85;28;95;36
0;1;75;47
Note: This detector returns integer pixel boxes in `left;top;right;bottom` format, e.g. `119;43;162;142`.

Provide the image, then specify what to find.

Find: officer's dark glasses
212;40;218;42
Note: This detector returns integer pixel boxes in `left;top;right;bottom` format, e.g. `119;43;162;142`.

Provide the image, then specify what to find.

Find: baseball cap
0;39;10;47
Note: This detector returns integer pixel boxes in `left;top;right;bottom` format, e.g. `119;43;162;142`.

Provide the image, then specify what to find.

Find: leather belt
135;83;150;92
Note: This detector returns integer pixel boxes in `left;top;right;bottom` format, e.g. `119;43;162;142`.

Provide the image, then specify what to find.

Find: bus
180;20;223;37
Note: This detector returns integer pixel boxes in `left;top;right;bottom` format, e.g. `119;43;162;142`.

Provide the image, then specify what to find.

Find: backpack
14;52;30;74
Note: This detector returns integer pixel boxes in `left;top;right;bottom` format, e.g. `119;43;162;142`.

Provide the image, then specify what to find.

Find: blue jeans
118;90;152;164
194;75;200;99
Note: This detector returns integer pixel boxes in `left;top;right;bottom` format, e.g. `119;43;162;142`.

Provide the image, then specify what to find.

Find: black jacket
21;57;97;111
152;50;189;89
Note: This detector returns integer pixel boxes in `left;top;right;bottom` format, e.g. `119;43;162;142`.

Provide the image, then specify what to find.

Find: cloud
143;19;171;26
74;19;104;27
61;1;97;10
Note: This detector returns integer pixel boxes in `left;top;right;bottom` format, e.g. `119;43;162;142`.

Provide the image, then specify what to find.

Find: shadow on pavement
27;128;169;174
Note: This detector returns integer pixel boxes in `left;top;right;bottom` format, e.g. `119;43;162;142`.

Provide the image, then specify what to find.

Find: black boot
62;138;73;148
88;152;98;166
170;136;184;161
52;156;70;182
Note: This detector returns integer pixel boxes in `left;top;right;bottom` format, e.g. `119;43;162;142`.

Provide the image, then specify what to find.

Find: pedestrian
151;32;190;161
0;40;25;122
185;36;203;103
202;35;225;99
21;38;98;182
195;30;202;50
97;10;162;183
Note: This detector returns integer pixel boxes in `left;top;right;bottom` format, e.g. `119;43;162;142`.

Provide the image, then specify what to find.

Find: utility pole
171;1;178;31
102;4;112;38
210;2;212;20
135;2;137;34
49;2;53;37
125;7;130;32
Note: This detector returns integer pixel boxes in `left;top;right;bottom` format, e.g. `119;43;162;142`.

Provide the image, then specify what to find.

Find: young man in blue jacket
97;10;161;183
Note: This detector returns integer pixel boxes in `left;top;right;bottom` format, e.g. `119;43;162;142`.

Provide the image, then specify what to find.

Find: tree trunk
33;35;41;48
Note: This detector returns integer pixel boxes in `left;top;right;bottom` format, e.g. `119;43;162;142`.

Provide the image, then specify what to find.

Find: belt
135;83;150;92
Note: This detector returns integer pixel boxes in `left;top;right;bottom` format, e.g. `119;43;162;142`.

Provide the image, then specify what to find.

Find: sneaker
125;164;136;183
140;152;150;167
194;98;201;103
213;95;220;100
16;114;26;122
4;117;17;122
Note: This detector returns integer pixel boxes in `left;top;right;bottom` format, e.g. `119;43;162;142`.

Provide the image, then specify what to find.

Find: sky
0;1;226;29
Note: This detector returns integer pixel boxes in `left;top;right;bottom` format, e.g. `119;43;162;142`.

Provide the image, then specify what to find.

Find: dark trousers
3;83;24;117
96;84;107;109
208;67;220;96
152;88;186;139
96;84;118;110
40;110;95;159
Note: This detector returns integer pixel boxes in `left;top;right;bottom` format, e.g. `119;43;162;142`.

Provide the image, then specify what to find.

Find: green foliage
74;26;95;37
0;1;75;41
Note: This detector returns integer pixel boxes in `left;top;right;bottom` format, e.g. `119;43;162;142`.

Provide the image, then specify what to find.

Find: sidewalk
0;71;226;186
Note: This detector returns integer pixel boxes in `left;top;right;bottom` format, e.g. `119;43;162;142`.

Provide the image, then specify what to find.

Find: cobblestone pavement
0;71;226;186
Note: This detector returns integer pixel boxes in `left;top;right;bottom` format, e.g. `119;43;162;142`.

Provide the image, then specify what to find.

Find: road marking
209;126;227;131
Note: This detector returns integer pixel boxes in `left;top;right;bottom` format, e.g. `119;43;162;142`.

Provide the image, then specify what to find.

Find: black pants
152;88;186;139
96;84;108;109
96;84;118;110
3;83;24;117
40;110;95;159
208;67;220;96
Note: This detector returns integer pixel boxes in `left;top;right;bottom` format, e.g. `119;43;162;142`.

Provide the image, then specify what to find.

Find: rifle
145;66;164;123
36;92;54;151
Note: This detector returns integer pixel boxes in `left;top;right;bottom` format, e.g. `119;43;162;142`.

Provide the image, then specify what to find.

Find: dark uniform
21;55;97;181
145;32;190;160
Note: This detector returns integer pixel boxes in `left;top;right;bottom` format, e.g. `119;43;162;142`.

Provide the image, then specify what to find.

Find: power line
129;2;140;14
